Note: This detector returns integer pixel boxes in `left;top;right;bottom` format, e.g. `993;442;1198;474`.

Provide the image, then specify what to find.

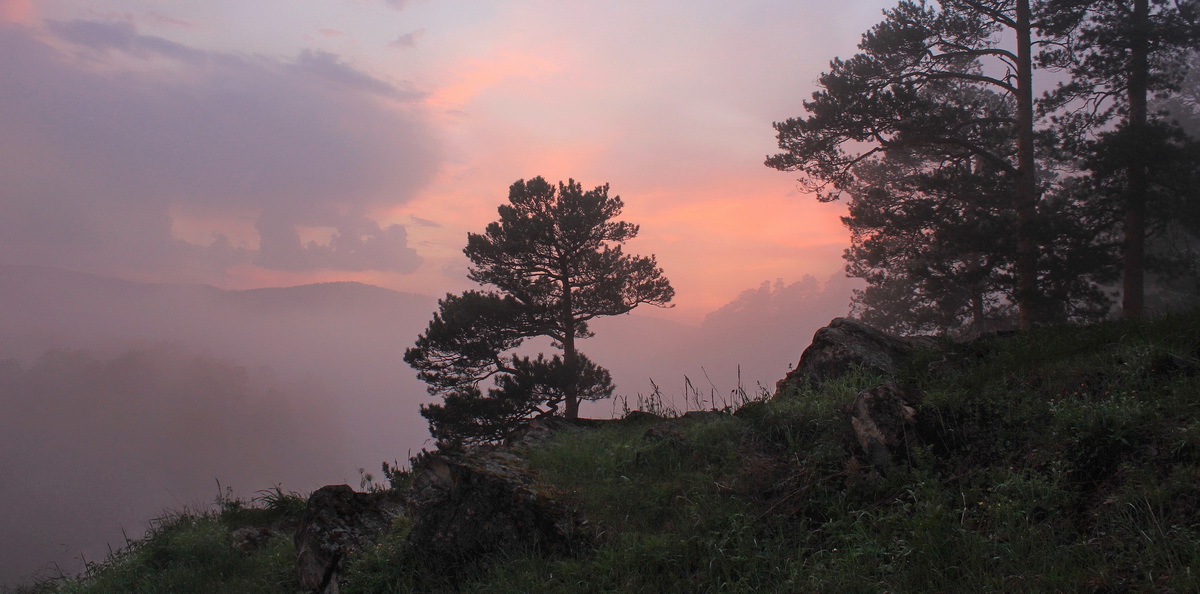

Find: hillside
0;265;856;587
17;310;1200;593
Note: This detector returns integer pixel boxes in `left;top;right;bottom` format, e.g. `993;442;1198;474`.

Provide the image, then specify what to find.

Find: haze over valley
0;264;855;585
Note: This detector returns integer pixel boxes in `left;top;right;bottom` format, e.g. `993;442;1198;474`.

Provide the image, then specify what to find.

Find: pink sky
0;0;896;322
1;3;915;580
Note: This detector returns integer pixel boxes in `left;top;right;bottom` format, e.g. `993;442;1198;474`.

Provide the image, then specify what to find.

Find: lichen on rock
405;448;591;577
777;317;939;392
294;484;403;593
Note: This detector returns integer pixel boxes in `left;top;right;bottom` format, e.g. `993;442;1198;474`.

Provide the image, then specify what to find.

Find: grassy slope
24;310;1200;593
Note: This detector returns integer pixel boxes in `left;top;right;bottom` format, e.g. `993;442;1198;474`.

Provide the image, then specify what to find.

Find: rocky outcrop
621;410;667;424
849;383;921;469
294;485;401;594
640;410;727;443
504;416;619;448
769;319;936;470
406;448;590;576
777;318;939;392
230;526;274;552
503;415;584;448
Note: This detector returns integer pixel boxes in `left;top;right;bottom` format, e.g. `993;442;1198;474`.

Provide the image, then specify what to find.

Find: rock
642;424;685;445
732;399;769;420
230;526;274;552
679;410;727;423
849;383;921;469
406;449;589;576
640;410;727;441
636;410;730;463
294;485;401;594
620;410;667;424
777;318;939;392
504;415;583;448
505;416;615;449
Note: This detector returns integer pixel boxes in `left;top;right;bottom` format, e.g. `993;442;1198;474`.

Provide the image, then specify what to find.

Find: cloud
255;213;422;273
0;20;440;278
145;11;195;29
347;0;413;12
46;18;206;62
389;28;424;49
296;49;420;99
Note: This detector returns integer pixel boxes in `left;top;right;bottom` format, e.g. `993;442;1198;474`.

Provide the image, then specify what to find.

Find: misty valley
0;264;853;586
2;0;1199;589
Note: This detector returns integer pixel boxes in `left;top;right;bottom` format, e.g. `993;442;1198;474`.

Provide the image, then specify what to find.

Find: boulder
679;410;727;423
505;416;616;449
849;383;921;469
620;410;667;424
294;485;401;594
230;526;274;552
777;318;939;392
640;409;727;443
503;415;583;448
406;449;589;576
641;424;685;445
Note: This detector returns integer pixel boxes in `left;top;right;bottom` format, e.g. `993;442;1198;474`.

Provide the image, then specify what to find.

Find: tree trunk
1014;0;1040;330
561;270;580;420
562;334;579;420
1122;0;1150;318
971;287;986;336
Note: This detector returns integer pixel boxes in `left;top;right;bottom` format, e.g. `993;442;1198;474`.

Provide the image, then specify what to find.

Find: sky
0;1;917;583
0;0;899;322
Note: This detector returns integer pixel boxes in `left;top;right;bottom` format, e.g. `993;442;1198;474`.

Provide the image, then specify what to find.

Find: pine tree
767;0;1058;330
405;177;674;445
1041;0;1200;316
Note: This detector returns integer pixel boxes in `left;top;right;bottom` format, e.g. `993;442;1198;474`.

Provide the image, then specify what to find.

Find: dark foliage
766;0;1124;333
1041;0;1200;316
406;177;673;445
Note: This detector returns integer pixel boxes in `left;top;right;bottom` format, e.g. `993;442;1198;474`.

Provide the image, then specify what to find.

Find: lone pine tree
405;177;674;445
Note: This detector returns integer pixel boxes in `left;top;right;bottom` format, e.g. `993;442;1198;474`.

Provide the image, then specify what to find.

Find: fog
0;264;855;586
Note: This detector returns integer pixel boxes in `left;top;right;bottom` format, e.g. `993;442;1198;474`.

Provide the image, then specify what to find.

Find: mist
0;264;854;586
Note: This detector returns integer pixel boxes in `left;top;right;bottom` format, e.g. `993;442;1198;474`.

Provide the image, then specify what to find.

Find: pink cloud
0;0;34;24
424;47;565;110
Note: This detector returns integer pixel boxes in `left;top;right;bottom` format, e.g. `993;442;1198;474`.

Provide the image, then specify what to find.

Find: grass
26;308;1200;593
20;490;305;594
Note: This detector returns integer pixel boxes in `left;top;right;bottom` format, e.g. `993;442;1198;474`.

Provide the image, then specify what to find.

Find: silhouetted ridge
234;281;428;312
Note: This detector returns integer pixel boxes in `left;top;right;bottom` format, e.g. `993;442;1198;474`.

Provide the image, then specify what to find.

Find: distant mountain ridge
0;264;433;315
235;280;429;311
0;265;433;356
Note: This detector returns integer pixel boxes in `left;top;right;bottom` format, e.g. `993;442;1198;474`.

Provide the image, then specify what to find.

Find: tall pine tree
1041;0;1200;317
767;0;1059;330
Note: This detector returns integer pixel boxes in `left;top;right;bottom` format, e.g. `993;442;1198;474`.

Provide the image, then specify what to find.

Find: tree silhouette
406;177;674;445
1041;0;1200;317
767;0;1049;329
